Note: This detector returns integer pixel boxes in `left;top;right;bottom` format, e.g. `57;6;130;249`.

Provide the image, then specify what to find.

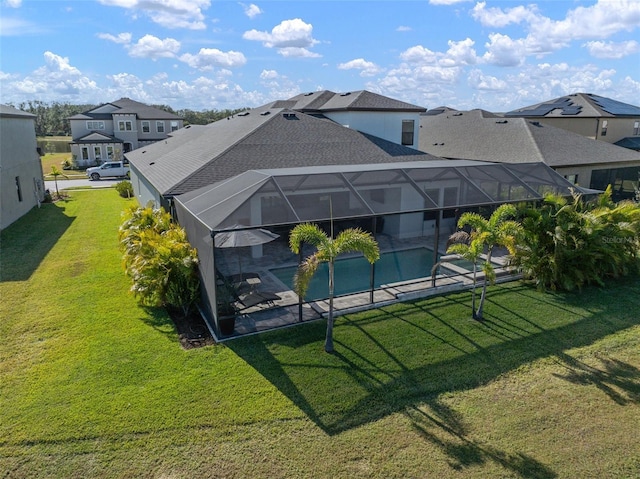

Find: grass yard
1;190;639;478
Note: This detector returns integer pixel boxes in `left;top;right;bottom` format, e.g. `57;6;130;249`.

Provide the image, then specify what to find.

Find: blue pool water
271;247;436;301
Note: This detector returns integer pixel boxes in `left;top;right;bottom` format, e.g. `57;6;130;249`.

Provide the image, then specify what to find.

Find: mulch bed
167;307;216;349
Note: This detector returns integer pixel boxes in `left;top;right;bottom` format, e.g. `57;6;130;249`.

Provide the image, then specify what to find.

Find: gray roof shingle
505;93;640;118
128;104;435;196
420;109;640;167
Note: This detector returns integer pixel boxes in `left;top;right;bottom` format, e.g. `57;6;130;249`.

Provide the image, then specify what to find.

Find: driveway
45;177;123;191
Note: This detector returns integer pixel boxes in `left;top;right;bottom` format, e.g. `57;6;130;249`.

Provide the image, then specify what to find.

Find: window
156;121;165;133
86;121;105;130
401;120;415;145
94;146;102;160
170;121;179;132
118;120;133;131
15;177;22;202
564;174;578;185
81;147;89;160
106;146;113;159
142;121;150;133
601;120;608;137
634;121;639;136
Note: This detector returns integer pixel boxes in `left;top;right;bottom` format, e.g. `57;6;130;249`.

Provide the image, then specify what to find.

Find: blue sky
1;0;639;112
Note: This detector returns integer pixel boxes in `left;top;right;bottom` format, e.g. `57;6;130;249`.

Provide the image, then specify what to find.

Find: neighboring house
0;105;45;230
126;90;428;210
68;98;183;167
505;93;640;151
419;108;640;201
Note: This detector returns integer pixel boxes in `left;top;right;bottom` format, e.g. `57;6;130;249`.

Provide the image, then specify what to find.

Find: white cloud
443;38;478;66
127;34;181;60
471;2;539;28
584;40;640;59
98;0;210;30
242;3;262;19
260;69;278;80
400;45;438;64
179;48;247;70
467;69;507;91
243;18;321;57
396;26;412;32
337;58;383;77
3;51;100;100
473;0;640;60
97;32;132;44
4;0;22;7
482;33;527;67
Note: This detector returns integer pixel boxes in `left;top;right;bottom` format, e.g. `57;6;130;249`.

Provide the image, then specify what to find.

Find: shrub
119;204;200;317
115;180;134;198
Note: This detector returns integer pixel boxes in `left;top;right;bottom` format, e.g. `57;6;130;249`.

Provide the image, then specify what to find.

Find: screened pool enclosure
174;160;581;338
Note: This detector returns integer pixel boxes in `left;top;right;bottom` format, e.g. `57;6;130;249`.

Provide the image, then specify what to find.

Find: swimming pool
270;247;435;301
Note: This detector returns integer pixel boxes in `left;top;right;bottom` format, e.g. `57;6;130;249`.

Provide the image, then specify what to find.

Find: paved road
45;177;123;191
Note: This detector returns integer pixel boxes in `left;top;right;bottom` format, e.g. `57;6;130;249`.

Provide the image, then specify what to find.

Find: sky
1;0;639;113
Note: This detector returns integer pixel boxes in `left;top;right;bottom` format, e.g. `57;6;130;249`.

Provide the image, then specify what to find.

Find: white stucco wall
323;111;422;149
0;113;45;230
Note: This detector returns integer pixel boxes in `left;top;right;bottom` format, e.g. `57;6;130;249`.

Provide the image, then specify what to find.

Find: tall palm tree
289;223;380;353
447;204;522;320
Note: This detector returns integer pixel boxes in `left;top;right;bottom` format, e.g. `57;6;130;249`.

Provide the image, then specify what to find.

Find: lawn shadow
228;280;639;474
552;352;640;405
0;201;75;282
406;401;557;478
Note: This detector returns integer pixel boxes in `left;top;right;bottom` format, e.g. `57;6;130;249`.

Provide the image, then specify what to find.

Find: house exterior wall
130;165;162;208
528;117;640;144
0;113;45;230
553;160;639;192
324;111;422;149
70;118;115;141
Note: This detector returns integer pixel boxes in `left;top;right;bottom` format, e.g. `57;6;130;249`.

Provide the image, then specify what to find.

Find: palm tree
289;223;380;353
49;165;67;198
447;204;522;320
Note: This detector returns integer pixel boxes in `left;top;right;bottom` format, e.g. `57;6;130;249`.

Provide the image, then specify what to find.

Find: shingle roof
128;104;435;196
419;109;640;167
276;90;426;113
68;98;182;120
505;93;640;118
0;104;36;118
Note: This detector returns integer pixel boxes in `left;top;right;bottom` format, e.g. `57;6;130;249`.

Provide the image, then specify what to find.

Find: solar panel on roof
561;106;582;115
589;95;640;116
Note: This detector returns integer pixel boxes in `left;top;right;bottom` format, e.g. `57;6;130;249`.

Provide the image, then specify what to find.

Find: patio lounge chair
237;291;281;310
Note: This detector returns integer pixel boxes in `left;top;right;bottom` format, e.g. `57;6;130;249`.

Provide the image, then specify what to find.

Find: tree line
10;100;247;137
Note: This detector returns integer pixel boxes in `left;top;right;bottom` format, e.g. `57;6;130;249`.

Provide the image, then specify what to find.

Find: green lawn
1;190;639;478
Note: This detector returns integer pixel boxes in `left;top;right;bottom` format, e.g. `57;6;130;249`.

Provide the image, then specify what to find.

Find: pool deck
217;250;518;341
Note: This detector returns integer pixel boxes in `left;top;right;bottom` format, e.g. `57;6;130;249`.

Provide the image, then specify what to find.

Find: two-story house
0;105;45;230
67;98;183;167
505;93;640;151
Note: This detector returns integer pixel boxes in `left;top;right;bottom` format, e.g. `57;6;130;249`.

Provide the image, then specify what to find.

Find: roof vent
495;120;508;124
530;121;542;127
340;92;351;96
283;113;298;120
304;92;314;96
238;111;250;117
453;112;463;116
149;162;155;165
260;111;271;116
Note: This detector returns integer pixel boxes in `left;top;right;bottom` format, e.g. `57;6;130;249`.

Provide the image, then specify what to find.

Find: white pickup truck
86;160;130;181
